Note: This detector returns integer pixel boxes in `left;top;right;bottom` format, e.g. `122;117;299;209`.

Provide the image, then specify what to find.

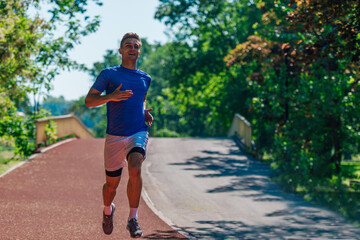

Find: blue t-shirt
91;65;151;136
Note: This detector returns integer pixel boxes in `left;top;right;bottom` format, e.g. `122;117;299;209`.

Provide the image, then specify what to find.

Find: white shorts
104;131;149;172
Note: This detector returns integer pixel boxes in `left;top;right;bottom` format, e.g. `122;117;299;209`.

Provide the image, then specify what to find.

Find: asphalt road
143;137;360;240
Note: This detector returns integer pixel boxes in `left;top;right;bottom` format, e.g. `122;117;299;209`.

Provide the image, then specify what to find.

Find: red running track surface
0;139;187;240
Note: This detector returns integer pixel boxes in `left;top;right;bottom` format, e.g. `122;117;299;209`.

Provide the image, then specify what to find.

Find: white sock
129;208;138;220
104;205;112;215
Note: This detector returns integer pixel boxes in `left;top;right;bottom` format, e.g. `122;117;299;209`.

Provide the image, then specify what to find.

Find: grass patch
0;160;23;175
0;144;24;175
352;154;360;161
342;156;360;190
272;173;360;224
263;153;360;225
0;135;76;175
152;129;188;137
261;152;273;162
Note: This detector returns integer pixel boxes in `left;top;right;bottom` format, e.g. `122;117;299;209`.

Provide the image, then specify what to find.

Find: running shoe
126;218;143;238
102;203;115;235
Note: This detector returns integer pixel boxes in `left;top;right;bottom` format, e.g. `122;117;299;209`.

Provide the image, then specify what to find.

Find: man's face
119;38;141;60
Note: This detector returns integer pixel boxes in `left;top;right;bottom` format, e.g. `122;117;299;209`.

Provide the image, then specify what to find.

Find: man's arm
144;94;153;127
85;83;133;107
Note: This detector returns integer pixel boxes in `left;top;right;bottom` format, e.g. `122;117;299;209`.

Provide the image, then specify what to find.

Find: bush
44;120;57;145
0;109;52;157
152;128;181;137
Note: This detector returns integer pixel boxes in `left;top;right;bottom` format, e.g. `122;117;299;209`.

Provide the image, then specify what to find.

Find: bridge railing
35;114;94;147
227;113;254;153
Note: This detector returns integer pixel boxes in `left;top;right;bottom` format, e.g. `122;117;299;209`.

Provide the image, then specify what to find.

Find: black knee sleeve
127;147;145;160
105;168;123;177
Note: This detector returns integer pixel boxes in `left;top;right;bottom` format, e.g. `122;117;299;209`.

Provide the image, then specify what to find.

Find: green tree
225;0;360;184
42;95;72;115
89;49;121;79
155;0;262;136
1;0;102;112
140;42;183;136
220;0;360;221
0;0;103;156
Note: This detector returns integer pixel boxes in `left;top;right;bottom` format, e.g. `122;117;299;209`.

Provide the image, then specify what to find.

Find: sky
48;0;168;101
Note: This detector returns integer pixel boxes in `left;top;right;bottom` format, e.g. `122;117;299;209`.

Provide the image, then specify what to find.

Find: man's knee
128;153;143;179
104;172;121;192
127;150;144;168
127;147;145;178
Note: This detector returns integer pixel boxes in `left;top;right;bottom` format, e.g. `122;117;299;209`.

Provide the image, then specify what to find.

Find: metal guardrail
35;114;94;146
227;113;253;151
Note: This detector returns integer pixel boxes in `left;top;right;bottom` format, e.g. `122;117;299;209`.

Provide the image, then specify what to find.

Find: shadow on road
143;230;188;239
170;140;284;200
169;139;360;239
181;219;356;240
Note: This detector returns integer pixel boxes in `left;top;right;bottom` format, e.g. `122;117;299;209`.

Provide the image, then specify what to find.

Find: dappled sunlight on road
144;138;360;239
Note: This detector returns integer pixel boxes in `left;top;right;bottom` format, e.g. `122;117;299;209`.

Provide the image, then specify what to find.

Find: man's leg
103;174;121;209
127;151;144;215
102;169;122;235
126;149;145;238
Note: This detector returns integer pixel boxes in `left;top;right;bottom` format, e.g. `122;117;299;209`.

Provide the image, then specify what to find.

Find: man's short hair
120;32;142;49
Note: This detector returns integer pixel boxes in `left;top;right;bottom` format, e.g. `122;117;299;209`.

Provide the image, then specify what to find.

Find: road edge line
0;138;76;179
142;161;196;240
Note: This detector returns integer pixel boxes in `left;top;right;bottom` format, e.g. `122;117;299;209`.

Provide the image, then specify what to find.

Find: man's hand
110;83;133;101
145;108;153;127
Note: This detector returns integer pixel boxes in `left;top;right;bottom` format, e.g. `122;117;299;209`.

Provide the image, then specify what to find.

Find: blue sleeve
91;70;108;92
146;75;151;92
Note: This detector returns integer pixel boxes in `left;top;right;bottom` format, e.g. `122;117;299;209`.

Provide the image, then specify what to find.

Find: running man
85;32;153;238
